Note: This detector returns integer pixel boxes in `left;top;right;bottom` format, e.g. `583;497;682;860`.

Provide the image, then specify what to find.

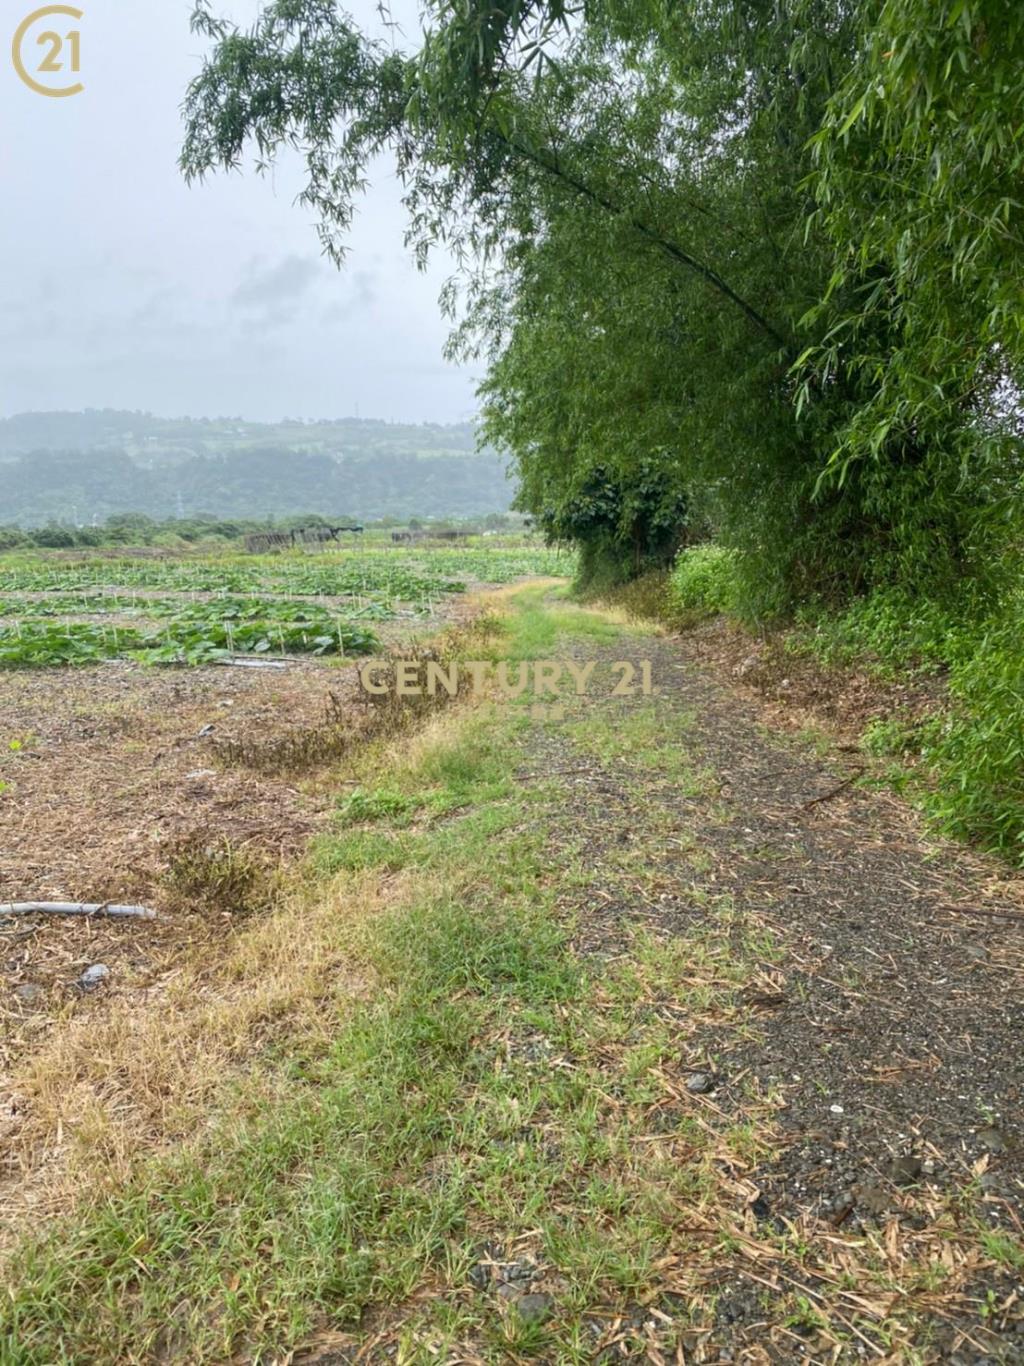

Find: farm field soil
0;660;328;904
2;586;1024;1361
0;591;472;906
0;583;486;1231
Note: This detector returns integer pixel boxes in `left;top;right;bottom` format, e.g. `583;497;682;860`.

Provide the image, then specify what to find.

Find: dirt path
5;590;1023;1363
509;621;1024;1360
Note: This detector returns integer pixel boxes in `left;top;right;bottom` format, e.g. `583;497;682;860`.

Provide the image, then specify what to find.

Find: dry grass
0;862;413;1241
211;613;501;775
0;672;499;1248
0;596;505;1241
0;659;333;908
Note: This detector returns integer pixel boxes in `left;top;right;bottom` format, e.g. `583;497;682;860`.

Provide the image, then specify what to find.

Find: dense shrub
793;583;1024;864
593;571;671;623
925;609;1024;862
793;587;982;674
667;547;741;623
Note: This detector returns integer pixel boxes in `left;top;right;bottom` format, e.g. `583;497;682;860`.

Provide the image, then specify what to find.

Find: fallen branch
936;903;1024;922
0;902;157;920
797;769;865;812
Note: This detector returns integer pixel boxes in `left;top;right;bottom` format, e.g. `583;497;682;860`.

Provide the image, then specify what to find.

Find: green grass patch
310;828;414;874
569;699;714;794
484;585;626;663
336;787;419;825
6;699;738;1362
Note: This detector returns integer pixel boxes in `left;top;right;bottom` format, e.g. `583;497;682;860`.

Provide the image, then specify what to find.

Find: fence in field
390;529;474;544
244;525;364;554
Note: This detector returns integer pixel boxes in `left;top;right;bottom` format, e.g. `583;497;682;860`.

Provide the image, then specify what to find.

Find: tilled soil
0;658;357;1087
0;660;334;906
516;631;1024;1361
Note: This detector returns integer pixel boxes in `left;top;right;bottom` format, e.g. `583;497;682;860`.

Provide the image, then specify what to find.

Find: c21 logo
12;5;83;98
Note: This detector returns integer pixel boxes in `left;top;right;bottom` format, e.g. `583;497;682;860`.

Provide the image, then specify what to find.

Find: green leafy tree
179;0;1020;612
791;0;1024;605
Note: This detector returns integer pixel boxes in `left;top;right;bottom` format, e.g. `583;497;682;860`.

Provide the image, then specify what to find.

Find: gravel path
516;627;1024;1361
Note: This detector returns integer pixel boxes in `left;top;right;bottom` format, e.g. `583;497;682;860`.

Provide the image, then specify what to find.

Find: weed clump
162;833;277;916
211;689;363;775
592;571;670;623
336;788;414;825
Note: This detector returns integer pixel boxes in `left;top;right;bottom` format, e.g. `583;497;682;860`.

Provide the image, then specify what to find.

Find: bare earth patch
675;614;949;743
0;660;335;907
0;592;477;1234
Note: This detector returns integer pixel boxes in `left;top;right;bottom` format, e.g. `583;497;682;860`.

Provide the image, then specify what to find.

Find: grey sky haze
0;0;480;423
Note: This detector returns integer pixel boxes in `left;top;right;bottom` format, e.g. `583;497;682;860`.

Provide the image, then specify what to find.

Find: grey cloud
321;270;378;322
2;0;477;424
231;256;323;317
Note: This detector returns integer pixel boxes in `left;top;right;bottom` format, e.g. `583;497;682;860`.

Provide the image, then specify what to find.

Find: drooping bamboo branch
500;132;793;353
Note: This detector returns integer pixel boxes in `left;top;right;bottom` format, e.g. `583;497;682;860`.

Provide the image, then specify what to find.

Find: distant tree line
2;446;515;527
0;510;521;551
0;410;481;461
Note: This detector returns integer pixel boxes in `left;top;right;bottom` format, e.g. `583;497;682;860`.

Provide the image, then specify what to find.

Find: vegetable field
0;544;574;668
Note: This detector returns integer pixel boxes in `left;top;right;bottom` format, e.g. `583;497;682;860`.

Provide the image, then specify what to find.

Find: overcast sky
0;0;480;423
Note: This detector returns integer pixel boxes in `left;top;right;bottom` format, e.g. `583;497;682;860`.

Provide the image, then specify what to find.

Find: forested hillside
180;0;1024;861
0;413;513;523
3;447;513;524
0;411;479;462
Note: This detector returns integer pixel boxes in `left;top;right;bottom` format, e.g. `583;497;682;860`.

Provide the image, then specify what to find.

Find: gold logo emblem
12;5;83;97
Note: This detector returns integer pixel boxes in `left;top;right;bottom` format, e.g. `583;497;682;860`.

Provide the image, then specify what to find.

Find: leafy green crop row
0;618;379;668
0;556;458;600
0;594;393;623
0;546;574;668
0;547;572;597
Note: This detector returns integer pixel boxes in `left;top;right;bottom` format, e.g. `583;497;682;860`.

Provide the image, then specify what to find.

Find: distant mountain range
0;410;517;525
